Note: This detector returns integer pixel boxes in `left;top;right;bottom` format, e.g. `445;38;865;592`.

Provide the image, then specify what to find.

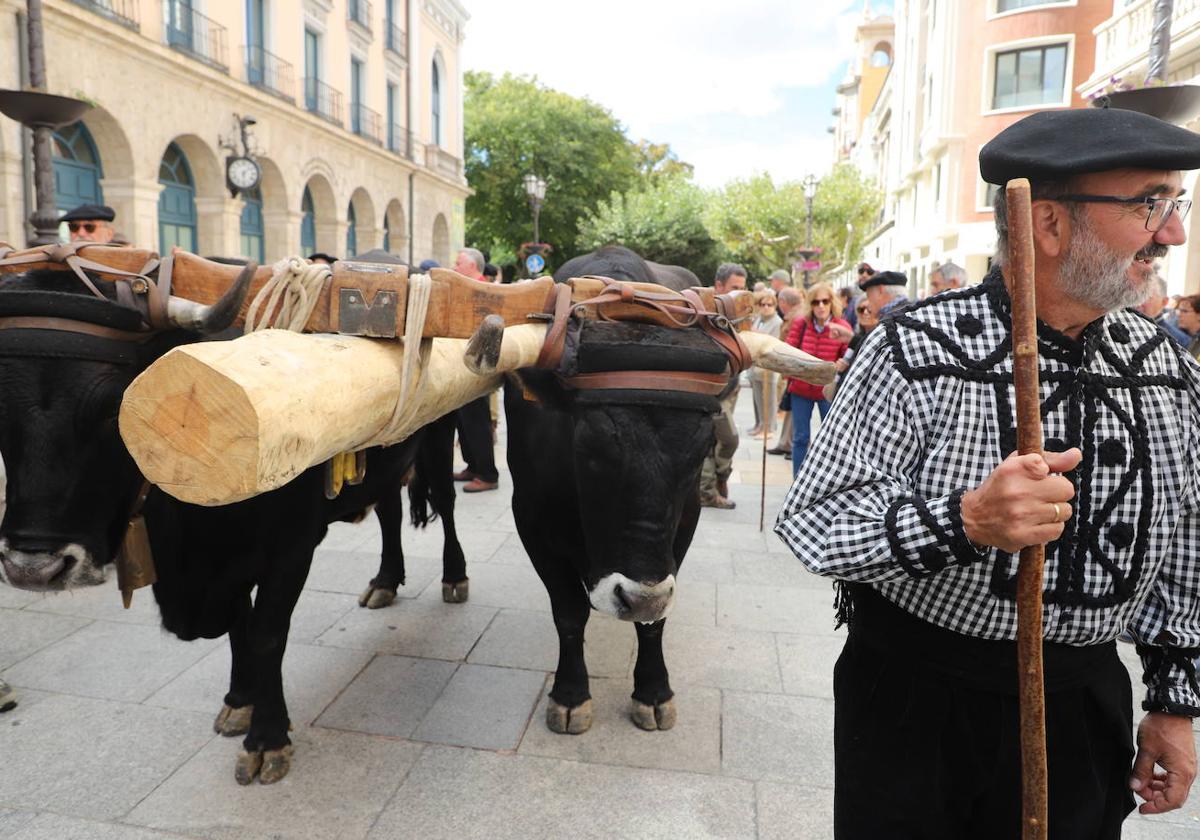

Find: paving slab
359;524;512;564
416;561;549;611
677;547;737;584
722;690;836;785
0;607;90;670
314;653;457;737
465;608;634;677
286;588;359;644
0;585;43;609
25;580;164;625
732;550;836;591
519;676;722;774
0;808;38;836
777;632;843;700
0;693;212;820
662;623;783;693
366;745;756;840
669;579;717;626
125;728;423;840
306;547;439;600
718;581;848;637
315;598;497;660
757;781;836;840
2;620;217;703
410;663;544;750
4;812;197;840
146;641;373;727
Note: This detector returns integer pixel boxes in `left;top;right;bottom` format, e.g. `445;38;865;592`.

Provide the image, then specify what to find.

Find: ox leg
630;619;676;731
359;486;404;610
538;562;593;734
235;557;309;786
422;414;468;603
214;595;255;737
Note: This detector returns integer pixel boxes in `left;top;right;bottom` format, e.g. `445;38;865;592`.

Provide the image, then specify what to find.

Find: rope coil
244;257;331;334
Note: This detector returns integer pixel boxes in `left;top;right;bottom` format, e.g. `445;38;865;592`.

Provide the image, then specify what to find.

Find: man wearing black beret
778;105;1200;838
857;268;911;320
60;203;118;245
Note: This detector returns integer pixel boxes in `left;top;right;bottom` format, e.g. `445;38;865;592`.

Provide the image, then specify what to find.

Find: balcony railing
304;77;343;125
245;46;294;102
385;23;406;59
388;125;420;159
351;103;383;144
165;0;229;72
1093;0;1200;83
424;144;462;180
348;0;372;31
68;0;139;30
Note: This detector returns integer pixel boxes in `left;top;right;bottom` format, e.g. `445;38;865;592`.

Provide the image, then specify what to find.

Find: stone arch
347;186;378;254
383;198;407;258
431;212;449;266
302;173;337;254
162;133;223;254
256;155;289;261
76;107;135;240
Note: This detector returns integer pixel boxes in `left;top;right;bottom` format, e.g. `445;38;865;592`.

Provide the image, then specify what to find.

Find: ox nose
0;540;84;589
599;575;675;623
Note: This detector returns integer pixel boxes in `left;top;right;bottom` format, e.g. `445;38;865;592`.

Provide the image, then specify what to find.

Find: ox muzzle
0;537;106;590
589;573;676;623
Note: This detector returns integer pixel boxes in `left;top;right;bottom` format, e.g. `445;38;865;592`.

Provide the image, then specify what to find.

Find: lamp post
796;174;820;287
523;173;546;246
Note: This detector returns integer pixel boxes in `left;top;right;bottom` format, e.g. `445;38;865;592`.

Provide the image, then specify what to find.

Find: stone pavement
0;386;1199;839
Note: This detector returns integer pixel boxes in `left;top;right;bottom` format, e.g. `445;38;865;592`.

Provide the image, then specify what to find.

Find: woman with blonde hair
747;290;783;437
784;282;851;475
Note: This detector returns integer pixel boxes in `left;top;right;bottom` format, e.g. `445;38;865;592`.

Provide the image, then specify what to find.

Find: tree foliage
463;72;640;266
576;175;724;281
632;140;694;185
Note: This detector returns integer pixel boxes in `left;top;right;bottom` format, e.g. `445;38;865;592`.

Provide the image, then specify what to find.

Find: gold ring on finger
1051;502;1062;523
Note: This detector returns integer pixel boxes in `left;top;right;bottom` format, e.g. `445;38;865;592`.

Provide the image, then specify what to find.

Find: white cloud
685;134;836;188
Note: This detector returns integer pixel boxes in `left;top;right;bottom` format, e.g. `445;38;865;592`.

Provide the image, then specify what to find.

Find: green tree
632;140;695;185
576;175;724;280
464;72;639;266
810;164;883;279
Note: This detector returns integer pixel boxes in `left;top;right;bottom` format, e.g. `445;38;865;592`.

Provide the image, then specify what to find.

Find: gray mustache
1135;244;1169;261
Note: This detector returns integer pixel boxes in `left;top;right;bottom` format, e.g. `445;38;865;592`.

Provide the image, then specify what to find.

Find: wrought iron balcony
348;0;372;31
68;0;139;30
245;46;294;102
165;0;229;72
351;103;382;145
385;23;406;59
304;77;343;125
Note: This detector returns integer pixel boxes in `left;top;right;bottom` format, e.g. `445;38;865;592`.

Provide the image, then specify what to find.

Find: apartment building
846;0;1108;292
0;0;469;264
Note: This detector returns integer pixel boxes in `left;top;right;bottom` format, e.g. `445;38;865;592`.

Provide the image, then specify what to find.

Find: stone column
263;209;303;262
195;195;243;257
101;177;162;251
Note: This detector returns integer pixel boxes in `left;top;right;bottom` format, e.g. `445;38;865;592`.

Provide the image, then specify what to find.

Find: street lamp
796;174;820;287
523;173;547;246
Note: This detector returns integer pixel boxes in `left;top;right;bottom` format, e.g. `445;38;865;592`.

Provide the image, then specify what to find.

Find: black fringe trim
1138;643;1200;717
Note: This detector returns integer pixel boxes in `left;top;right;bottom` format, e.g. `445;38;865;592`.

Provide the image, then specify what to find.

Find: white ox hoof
234;744;294;785
358;585;397;609
213;703;253;736
442;580;469;603
546;697;593;734
630;698;677;731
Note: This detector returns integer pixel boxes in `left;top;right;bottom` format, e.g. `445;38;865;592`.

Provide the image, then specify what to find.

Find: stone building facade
0;0;470;265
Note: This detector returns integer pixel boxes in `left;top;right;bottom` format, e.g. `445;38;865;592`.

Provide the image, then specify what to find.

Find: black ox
0;266;468;784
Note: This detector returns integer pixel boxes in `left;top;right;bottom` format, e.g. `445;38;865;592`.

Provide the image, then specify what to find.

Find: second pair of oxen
0;250;468;784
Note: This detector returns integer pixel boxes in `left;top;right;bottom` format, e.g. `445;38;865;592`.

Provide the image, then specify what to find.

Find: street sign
525;253;545;274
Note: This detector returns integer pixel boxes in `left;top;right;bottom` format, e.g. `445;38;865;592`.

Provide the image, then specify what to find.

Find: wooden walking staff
1006;178;1049;838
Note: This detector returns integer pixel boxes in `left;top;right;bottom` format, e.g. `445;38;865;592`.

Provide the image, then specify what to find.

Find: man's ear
1031;199;1070;259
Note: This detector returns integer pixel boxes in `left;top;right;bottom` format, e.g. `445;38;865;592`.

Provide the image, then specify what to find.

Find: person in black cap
777;105;1200;838
857;268;910;319
61;203;118;244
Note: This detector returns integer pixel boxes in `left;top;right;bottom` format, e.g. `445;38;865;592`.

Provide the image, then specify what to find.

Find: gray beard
1057;220;1151;313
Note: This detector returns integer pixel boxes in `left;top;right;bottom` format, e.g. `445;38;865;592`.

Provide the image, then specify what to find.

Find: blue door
345;201;357;256
301;187;315;254
246;0;266;84
239;185;264;262
52;122;104;224
158;142;197;253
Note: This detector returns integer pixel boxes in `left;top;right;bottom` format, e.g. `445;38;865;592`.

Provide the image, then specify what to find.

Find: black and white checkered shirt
775;269;1200;716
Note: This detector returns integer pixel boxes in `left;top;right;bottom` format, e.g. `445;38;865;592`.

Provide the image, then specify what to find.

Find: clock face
228;157;261;190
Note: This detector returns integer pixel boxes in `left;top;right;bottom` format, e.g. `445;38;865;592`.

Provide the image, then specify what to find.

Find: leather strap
0;316;159;343
562;370;729;396
535;283;574;370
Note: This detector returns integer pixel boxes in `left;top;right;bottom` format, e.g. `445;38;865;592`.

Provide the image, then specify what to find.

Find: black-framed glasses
856;305;870;314
1055;194;1192;232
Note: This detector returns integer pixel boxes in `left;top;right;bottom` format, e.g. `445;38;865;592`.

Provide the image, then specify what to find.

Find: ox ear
739;331;836;385
464;318;549;375
166;262;256;334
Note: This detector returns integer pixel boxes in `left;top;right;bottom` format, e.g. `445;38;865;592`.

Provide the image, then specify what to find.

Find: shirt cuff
884;488;988;578
1138;645;1200;717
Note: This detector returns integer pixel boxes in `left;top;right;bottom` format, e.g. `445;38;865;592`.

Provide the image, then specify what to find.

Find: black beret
859;270;908;291
980;107;1200;186
60;204;115;222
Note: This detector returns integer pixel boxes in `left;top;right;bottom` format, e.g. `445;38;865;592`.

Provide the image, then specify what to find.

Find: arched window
870;43;892;67
52;122;104;216
383;214;390;252
240;185;264;263
346;201;357;256
158;142;197;253
300;187;315;254
431;57;442;148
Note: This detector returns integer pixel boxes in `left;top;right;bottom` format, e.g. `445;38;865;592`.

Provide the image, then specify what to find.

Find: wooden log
118;328;546;506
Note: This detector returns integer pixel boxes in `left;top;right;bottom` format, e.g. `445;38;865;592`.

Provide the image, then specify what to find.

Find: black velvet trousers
455;395;498;483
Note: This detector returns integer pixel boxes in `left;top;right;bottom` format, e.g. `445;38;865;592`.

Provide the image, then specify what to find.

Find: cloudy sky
461;0;891;188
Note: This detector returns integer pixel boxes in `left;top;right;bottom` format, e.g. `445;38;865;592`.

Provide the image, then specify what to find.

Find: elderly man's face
68;219;114;244
454;251;480;277
1056;168;1186;312
929;270;956;294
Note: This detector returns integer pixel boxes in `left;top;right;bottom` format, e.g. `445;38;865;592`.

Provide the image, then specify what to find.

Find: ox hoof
546;698;593;734
442;580;470;603
258;745;294;784
213;703;253;736
630;698;677;731
357;585;397;609
234;749;263;786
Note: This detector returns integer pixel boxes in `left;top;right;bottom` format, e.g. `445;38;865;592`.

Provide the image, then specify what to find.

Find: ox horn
739;331;836;385
166;262;257;334
464;315;550;375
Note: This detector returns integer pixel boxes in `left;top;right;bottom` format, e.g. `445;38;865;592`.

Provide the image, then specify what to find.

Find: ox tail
406;467;441;529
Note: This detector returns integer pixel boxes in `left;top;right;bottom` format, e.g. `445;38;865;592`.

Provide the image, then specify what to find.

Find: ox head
0;267;253;590
467;310;832;624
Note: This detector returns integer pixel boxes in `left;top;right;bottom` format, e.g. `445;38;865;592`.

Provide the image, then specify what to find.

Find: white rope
244;257;331;334
379;273;433;440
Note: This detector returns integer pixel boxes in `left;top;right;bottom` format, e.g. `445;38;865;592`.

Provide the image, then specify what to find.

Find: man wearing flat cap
778;106;1200;838
60;204;119;245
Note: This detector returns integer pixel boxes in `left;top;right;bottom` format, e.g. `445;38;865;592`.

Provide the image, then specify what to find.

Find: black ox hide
0;269;467;784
